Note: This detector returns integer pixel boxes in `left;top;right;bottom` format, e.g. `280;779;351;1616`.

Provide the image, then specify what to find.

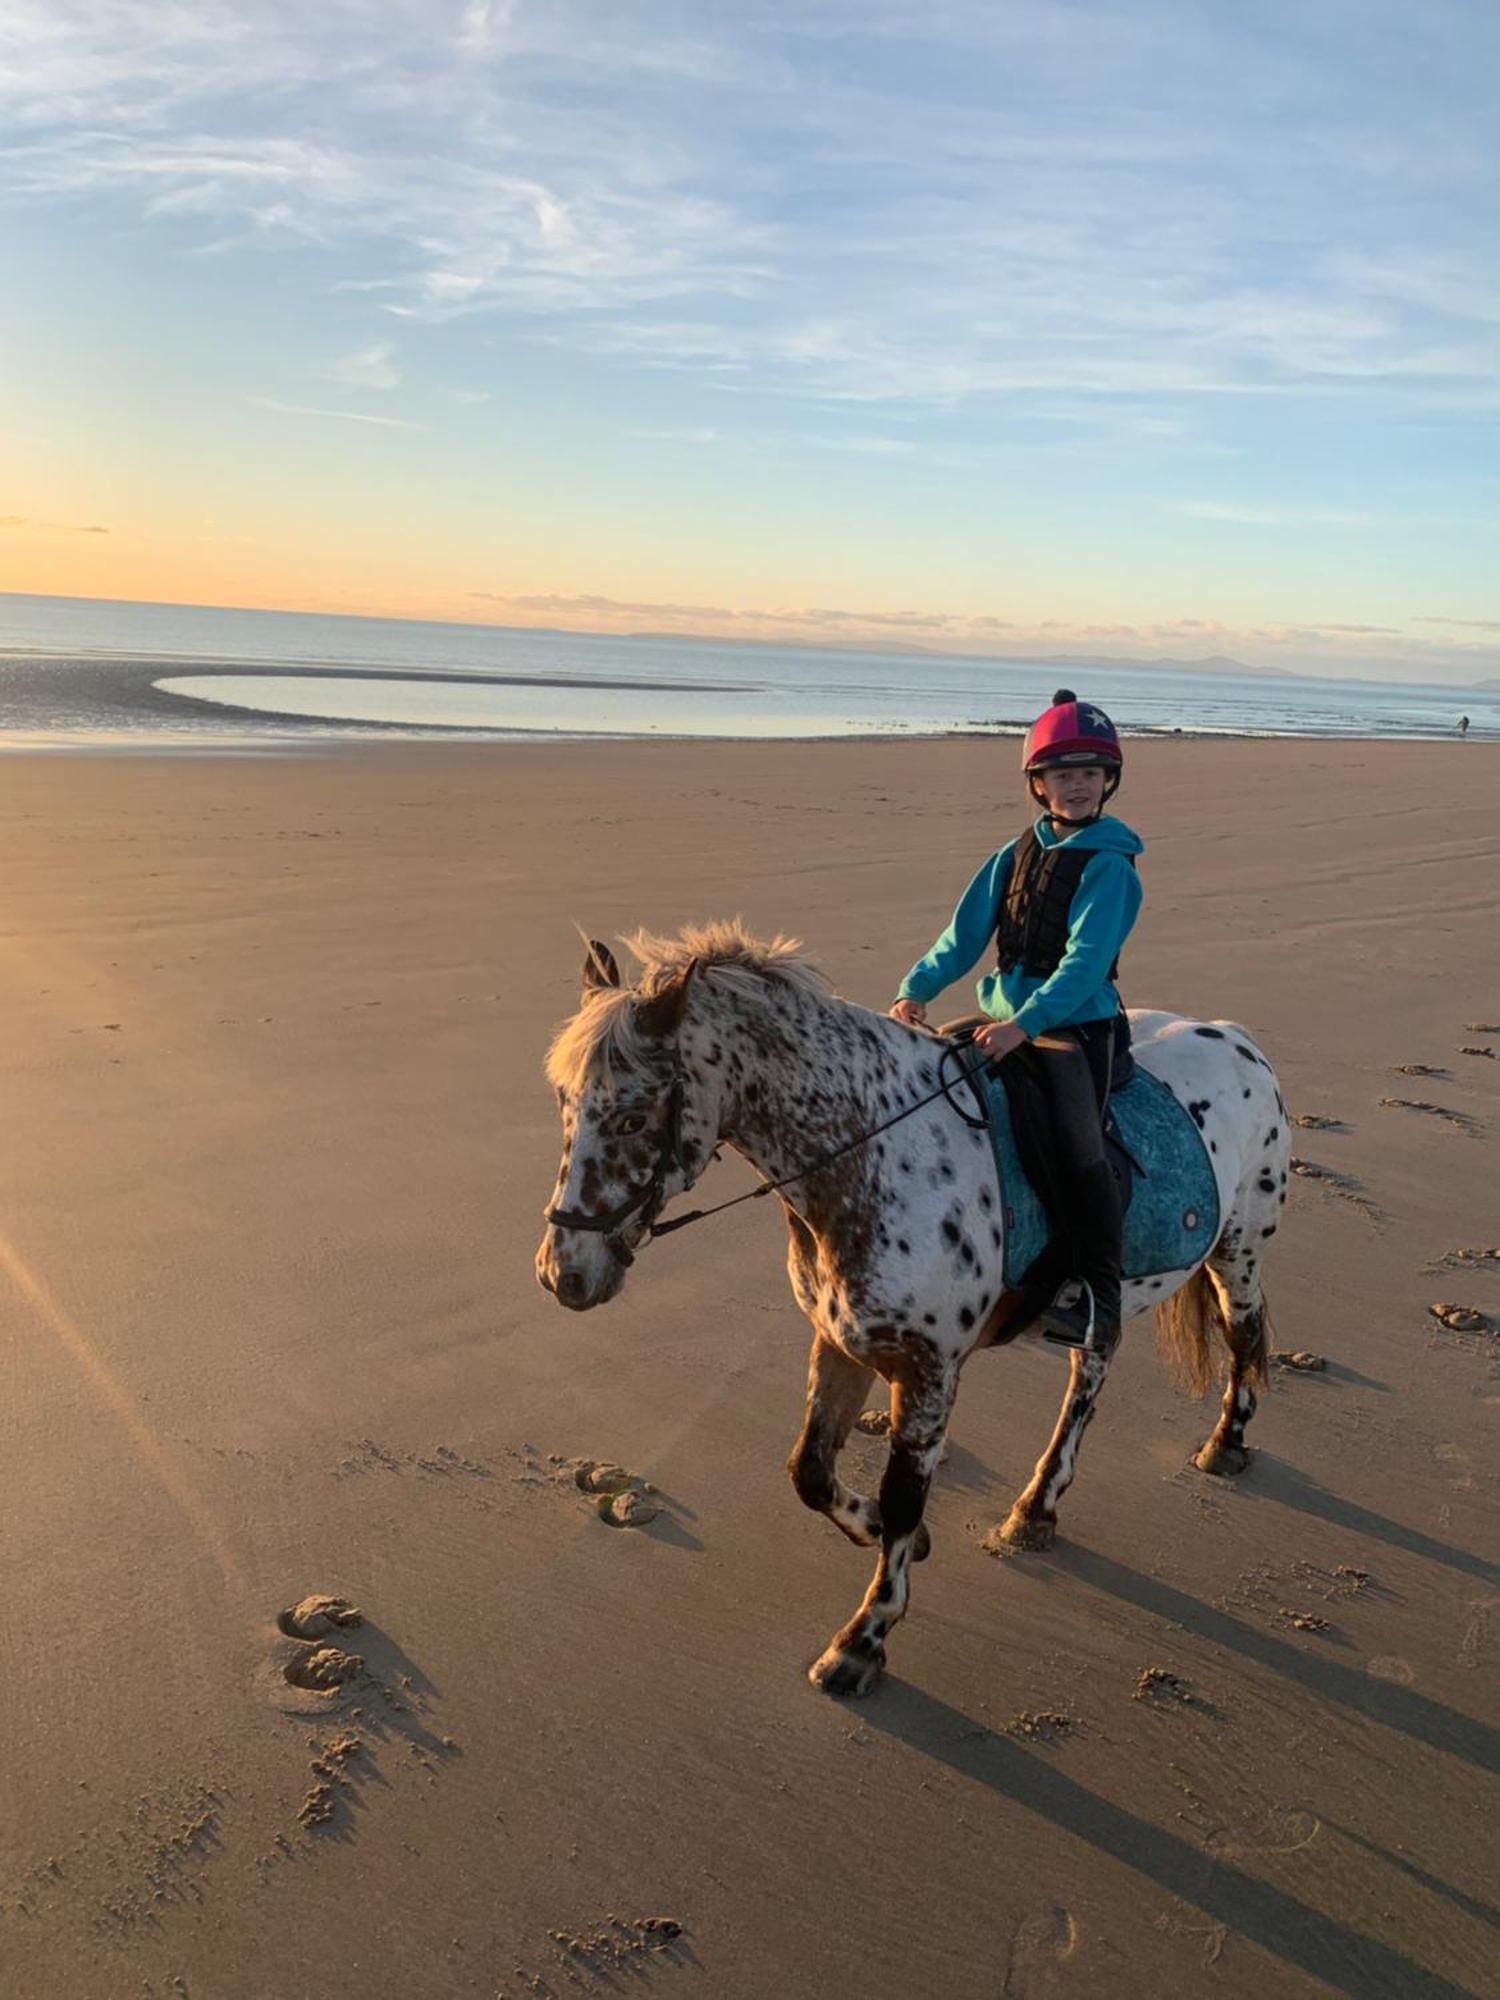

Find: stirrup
1040;1278;1096;1351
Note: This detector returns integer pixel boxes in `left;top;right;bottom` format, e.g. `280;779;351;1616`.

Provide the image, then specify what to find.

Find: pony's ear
635;957;698;1040
581;938;622;996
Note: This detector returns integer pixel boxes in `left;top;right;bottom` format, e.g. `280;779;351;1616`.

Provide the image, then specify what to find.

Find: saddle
942;1021;1219;1305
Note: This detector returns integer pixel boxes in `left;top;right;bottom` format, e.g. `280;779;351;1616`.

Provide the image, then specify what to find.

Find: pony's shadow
863;1679;1478;2000
1308;1359;1390;1393
935;1438;999;1496
1250;1453;1498;1588
1048;1542;1500;1778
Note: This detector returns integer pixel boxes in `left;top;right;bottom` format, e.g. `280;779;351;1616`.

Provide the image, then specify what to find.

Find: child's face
1036;763;1107;821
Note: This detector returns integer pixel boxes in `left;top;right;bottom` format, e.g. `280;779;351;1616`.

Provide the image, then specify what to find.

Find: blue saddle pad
982;1063;1220;1287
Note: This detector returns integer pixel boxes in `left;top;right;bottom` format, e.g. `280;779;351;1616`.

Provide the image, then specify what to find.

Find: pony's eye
617;1113;647;1135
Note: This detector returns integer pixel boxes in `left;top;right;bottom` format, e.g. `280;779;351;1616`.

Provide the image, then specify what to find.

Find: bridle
545;1035;991;1269
544;1059;695;1268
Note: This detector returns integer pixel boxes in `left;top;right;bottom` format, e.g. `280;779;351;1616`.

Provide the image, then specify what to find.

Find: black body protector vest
996;828;1131;984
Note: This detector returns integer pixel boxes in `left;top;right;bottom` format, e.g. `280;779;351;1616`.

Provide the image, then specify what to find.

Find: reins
652;1032;992;1232
552;1032;995;1263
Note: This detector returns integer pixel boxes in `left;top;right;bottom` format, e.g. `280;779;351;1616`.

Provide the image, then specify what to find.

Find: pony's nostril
557;1269;589;1309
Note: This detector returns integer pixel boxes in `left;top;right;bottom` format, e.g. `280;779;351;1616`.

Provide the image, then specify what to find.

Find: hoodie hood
1033;812;1144;857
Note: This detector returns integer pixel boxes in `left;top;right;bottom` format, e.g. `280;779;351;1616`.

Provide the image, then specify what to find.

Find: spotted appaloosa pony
536;922;1288;1699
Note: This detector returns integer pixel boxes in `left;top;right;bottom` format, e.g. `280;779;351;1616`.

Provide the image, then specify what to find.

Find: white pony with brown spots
536;922;1286;1699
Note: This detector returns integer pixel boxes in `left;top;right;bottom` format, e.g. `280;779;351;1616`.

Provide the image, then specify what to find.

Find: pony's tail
1155;1268;1225;1397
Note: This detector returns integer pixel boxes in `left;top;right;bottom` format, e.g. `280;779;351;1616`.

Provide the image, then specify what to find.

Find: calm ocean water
1;592;1494;746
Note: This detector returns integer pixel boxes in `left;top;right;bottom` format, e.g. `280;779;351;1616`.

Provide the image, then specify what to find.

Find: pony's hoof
912;1522;932;1563
987;1510;1056;1553
1195;1439;1250;1477
808;1643;885;1699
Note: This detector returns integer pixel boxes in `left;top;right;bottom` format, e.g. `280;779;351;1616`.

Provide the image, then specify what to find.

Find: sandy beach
1;735;1497;2000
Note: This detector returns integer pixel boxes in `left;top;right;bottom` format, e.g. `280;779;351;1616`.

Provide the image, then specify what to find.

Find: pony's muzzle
535;1229;622;1311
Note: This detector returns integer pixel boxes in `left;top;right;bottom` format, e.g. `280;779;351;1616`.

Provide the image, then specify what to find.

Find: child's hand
974;1020;1028;1062
890;997;928;1028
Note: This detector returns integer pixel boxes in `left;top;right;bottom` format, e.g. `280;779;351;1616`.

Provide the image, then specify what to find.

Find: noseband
545;1059;694;1268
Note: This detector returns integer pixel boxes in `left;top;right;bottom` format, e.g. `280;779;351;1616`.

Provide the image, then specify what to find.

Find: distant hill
1031;652;1295;679
628;633;1295;677
1468;677;1500;691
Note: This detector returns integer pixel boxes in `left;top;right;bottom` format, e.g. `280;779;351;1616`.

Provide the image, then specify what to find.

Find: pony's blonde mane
545;919;829;1093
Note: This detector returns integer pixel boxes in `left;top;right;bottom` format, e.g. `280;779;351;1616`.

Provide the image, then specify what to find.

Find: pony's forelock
545;918;827;1095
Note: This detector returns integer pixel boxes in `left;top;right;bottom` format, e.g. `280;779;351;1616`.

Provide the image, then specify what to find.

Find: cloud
326;339;399;391
5;1;1496;418
0;513;109;532
251;397;424;430
1416;615;1500;632
1177;501;1382;529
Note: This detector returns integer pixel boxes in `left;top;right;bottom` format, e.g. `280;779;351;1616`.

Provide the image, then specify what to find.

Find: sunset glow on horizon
3;2;1498;683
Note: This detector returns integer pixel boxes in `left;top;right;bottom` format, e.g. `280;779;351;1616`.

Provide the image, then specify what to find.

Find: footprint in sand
1464;1022;1500;1034
1288;1157;1384;1222
1365;1655;1416;1685
261;1595;367;1713
1392;1063;1449;1079
1379;1097;1480;1134
1429;1246;1500;1272
1458;1045;1495;1059
1290;1113;1349;1132
1002;1905;1079;1996
1432;1442;1476;1491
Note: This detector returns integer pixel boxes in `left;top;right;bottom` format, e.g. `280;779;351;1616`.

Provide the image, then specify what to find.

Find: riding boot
1040;1159;1124;1353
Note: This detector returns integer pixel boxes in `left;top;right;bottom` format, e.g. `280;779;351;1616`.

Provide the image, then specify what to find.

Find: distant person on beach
889;690;1143;1355
1458;714;1470;736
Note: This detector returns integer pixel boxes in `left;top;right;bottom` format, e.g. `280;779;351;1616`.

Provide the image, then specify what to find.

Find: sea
0;591;1494;748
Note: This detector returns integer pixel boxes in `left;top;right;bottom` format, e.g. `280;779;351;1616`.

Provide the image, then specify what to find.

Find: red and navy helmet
1022;689;1123;773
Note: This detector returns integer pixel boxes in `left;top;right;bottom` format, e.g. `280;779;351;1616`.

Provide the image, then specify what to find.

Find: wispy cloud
0;513;108;533
460;587;1500;682
252;397;424;430
5;1;1496;417
1177;501;1383;529
1416;615;1500;631
326;339;399;391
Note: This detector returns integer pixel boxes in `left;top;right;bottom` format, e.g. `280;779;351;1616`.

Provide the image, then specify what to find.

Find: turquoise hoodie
897;814;1144;1038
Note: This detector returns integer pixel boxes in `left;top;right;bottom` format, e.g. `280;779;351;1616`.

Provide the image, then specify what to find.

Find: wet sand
1;736;1496;1998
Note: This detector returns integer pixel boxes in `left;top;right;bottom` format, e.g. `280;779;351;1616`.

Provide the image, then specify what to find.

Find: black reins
545;1033;993;1267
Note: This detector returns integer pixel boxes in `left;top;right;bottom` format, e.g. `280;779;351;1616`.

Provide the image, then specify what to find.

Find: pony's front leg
809;1359;956;1698
788;1332;881;1548
991;1347;1111;1552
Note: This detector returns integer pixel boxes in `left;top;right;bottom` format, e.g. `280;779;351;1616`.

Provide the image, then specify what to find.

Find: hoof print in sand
1272;1350;1327;1373
1392;1063;1449;1079
599;1488;662;1528
1133;1666;1195;1706
1381;1096;1478;1133
1428;1302;1493;1334
279;1594;364;1641
1288;1157;1383;1221
1458;1045;1495;1059
1290;1113;1348;1132
854;1408;892;1437
265;1594;367;1712
559;1459;664;1528
1464;1022;1500;1034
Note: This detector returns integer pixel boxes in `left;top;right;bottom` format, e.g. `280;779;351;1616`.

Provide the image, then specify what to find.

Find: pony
536;922;1287;1698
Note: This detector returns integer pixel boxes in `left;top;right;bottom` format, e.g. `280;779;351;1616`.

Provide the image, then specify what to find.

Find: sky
1;0;1498;682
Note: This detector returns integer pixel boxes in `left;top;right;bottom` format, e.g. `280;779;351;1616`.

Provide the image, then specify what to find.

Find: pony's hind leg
990;1346;1112;1552
788;1332;883;1549
1194;1243;1271;1476
809;1357;956;1698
